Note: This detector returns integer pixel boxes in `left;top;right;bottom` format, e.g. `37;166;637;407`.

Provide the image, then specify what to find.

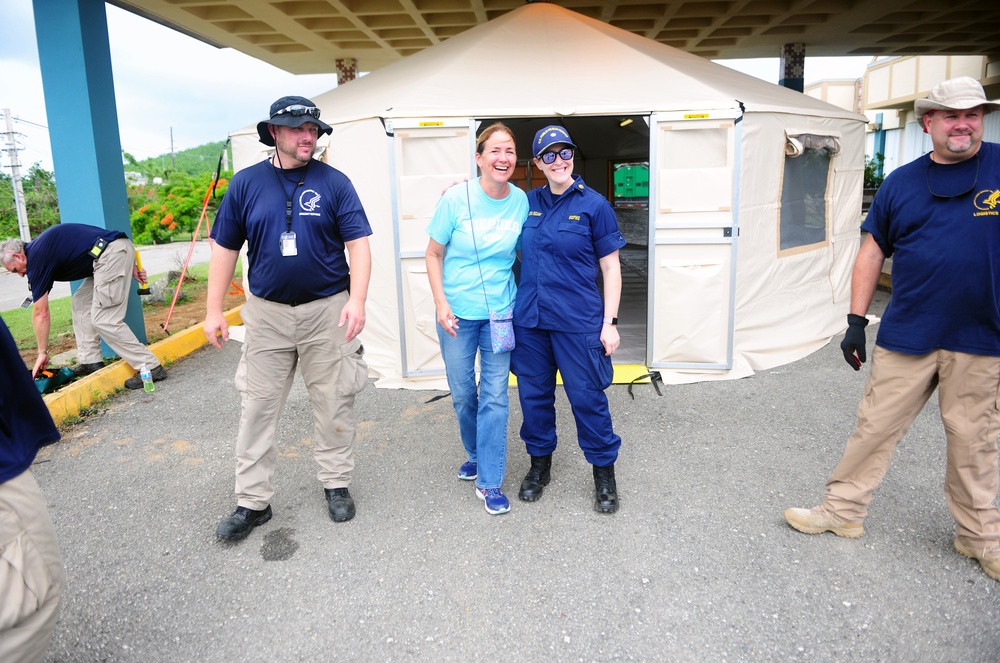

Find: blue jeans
437;318;510;489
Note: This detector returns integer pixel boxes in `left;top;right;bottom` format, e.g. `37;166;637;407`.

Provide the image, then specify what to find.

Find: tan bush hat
914;77;1000;120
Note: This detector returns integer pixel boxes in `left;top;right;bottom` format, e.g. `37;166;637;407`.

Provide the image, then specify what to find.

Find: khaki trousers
0;471;64;663
824;346;1000;547
233;292;368;510
72;239;160;370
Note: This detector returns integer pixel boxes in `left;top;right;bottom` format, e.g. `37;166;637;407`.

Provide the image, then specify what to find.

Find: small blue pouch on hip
489;307;515;354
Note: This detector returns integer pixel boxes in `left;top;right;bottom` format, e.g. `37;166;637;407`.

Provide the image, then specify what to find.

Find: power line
0;110;49;132
13;116;48;131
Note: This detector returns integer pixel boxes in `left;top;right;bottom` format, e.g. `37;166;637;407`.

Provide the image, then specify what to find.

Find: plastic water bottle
140;363;155;393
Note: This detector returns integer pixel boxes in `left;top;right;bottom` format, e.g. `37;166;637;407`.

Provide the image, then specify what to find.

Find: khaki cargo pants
0;470;64;663
72;239;160;371
824;346;1000;548
232;292;368;510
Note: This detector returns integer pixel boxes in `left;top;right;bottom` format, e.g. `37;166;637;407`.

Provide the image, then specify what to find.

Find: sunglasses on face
272;105;321;119
538;147;575;164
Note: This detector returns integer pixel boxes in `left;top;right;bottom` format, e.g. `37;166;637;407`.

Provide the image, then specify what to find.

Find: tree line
0;141;232;244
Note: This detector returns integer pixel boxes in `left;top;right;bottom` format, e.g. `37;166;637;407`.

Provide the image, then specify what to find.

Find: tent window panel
779;148;831;252
659;127;728;170
658;168;731;214
399;134;469;173
395;132;470;253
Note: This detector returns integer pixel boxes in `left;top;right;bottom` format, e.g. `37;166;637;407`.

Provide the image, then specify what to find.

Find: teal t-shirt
426;179;528;320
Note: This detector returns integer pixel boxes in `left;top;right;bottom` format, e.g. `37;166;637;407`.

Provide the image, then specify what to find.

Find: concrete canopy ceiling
109;0;1000;75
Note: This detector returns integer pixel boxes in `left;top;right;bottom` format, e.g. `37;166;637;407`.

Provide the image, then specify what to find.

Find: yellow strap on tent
507;365;652;386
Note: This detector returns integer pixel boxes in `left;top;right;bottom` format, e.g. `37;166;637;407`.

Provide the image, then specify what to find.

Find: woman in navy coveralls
510;125;627;513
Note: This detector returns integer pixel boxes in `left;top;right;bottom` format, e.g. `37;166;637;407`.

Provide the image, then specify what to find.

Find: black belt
261;287;349;307
261;294;325;307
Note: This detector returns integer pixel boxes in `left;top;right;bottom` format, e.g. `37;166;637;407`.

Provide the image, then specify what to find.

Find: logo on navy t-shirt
299;189;322;217
974;189;1000;216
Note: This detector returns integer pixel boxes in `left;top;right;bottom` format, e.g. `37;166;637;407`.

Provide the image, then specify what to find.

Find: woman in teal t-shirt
425;122;528;516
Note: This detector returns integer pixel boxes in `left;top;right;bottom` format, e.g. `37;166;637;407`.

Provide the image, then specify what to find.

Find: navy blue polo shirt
24;224;126;301
863;141;1000;356
211;159;372;304
0;318;59;483
515;175;626;332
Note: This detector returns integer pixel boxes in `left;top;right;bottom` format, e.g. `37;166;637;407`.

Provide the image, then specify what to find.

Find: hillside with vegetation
124;140;230;180
1;141;233;244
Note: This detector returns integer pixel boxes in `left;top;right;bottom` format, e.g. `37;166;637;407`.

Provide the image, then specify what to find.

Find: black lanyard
270;159;310;232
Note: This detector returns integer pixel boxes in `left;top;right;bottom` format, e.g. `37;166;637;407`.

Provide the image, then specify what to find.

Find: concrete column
32;0;147;345
778;43;805;93
336;58;359;85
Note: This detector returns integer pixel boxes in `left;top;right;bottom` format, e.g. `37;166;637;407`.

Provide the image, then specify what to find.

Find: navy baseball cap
533;125;577;158
256;96;333;146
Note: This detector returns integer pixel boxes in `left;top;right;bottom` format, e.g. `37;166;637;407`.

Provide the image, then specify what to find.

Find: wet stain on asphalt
261;527;299;561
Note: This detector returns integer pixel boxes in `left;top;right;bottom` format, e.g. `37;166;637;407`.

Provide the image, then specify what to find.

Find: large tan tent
230;2;868;389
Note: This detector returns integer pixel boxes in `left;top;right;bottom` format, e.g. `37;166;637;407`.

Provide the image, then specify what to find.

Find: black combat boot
518;454;552;502
593;464;619;514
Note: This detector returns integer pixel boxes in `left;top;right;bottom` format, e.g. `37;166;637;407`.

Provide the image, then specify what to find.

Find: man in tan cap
784;77;1000;582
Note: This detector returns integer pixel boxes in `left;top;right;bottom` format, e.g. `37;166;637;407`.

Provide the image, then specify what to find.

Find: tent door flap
388;118;477;377
647;113;739;370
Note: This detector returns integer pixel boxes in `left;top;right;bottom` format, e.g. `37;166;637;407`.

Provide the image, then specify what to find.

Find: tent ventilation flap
785;130;841;157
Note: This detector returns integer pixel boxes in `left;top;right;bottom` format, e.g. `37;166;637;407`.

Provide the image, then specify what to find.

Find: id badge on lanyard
280;231;298;256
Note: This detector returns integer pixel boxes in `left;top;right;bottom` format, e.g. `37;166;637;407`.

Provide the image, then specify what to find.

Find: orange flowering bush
129;171;231;245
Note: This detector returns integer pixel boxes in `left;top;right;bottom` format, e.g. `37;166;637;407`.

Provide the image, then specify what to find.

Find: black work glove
840;313;869;371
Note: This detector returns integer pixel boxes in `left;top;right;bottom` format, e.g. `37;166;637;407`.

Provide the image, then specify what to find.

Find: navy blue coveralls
511;175;626;467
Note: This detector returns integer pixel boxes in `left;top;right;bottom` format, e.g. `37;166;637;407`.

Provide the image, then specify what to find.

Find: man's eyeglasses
539;148;575;164
272;105;321;120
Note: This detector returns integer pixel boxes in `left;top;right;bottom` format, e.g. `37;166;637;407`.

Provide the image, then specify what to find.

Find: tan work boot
953;539;1000;582
784;506;864;539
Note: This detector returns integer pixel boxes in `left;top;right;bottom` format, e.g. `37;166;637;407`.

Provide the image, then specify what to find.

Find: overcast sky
1;3;874;174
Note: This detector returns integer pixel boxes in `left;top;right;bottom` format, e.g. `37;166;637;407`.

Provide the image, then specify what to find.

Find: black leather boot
325;487;356;522
518;454;552;502
593;464;619;514
216;505;272;541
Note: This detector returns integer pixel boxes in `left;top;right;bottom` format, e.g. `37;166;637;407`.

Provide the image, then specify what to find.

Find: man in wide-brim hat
255;95;333;147
206;94;373;543
785;77;1000;585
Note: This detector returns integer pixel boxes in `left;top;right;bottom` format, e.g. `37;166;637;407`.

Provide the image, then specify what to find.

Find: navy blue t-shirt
211;159;372;303
0;318;60;483
862;141;1000;356
515;175;626;332
24;224;126;301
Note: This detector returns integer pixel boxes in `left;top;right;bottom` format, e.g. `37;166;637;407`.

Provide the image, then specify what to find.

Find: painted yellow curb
43;306;243;426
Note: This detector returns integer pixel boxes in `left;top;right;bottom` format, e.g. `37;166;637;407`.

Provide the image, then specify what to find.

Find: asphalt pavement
0;240;212;312
32;288;1000;662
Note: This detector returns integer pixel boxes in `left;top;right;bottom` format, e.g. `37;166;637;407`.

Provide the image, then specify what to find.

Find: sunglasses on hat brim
271;105;321;120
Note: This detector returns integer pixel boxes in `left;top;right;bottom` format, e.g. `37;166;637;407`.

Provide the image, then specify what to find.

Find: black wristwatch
603;317;618;326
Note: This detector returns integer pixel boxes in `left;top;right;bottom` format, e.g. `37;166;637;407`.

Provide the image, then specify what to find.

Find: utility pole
2;108;31;241
170;126;175;169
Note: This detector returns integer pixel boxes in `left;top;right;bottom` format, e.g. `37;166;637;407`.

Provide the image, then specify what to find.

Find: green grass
1;298;74;350
1;256;240;350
